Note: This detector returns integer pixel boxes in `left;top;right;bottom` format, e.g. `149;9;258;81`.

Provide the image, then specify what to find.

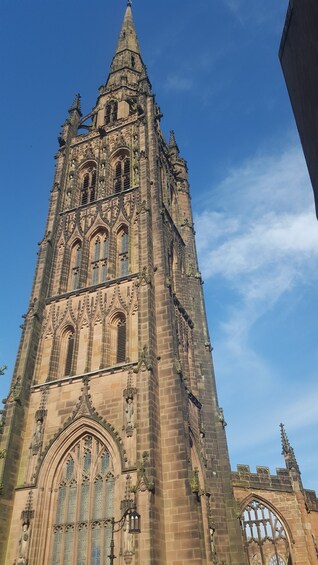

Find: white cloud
165;74;193;92
194;143;318;486
222;0;278;26
196;146;318;307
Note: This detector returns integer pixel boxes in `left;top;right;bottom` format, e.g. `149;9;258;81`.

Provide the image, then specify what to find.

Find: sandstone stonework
0;3;316;565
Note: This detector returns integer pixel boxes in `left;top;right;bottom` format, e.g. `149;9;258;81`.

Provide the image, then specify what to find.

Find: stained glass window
51;435;115;564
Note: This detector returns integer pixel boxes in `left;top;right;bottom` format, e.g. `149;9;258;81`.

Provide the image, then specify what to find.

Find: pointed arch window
113;156;130;193
110;313;127;365
91;231;109;286
105;100;118;125
51;435;114;565
117;319;126;363
80;164;97;205
117;226;129;277
60;327;75;377
242;499;292;565
70;242;82;290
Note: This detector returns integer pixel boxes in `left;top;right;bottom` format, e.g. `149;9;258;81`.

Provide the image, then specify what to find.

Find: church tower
0;4;247;564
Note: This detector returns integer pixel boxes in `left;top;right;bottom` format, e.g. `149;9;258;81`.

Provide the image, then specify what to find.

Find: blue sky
1;1;318;491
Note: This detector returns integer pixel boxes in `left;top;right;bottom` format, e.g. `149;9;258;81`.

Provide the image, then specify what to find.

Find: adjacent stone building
279;0;318;218
0;3;317;564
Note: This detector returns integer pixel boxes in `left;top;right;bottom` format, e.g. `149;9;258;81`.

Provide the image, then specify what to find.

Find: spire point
69;93;82;115
280;423;290;455
280;424;301;479
169;130;180;156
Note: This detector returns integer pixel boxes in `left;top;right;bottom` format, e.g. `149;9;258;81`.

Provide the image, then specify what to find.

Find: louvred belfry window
51;435;114;565
242;499;292;565
113;157;130;193
80;164;97;205
105;100;118;125
91;231;109;286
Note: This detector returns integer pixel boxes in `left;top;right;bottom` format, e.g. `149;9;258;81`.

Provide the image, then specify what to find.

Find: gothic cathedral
0;4;317;565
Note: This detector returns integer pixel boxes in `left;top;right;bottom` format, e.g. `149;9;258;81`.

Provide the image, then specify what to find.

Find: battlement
305;489;318;512
232;465;293;493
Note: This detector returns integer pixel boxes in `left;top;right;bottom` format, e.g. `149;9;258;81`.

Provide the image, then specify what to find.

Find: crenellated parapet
232;464;294;492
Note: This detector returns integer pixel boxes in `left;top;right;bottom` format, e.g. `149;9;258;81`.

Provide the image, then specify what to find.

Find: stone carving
123;514;134;555
209;524;218;564
125;397;134;436
312;534;318;556
216;407;227;428
132;452;154;493
17;492;34;564
17;523;30;564
189;467;201;495
133;345;152;373
7;375;22;404
30;417;43;455
199;429;207;467
123;373;137;437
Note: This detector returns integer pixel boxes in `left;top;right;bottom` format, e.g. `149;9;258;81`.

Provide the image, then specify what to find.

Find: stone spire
280;423;302;480
105;2;150;93
114;1;140;56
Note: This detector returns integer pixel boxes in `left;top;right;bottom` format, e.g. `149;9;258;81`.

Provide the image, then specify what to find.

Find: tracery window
51;435;114;565
91;231;109;285
70;241;82;290
269;556;286;565
80;164;97;205
105;100;118;125
242;499;291;565
117;226;129;277
113;156;130;193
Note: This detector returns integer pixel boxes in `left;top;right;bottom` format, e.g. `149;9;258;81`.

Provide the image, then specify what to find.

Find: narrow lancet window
91;231;109;286
80;163;97;205
113;155;130;193
117;227;129;277
70;242;82;290
105;100;118;125
64;331;74;376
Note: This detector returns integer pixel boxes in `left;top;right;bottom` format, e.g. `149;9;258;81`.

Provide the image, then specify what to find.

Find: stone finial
280;422;291;455
169;130;180;155
280;423;301;479
69;93;81;114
